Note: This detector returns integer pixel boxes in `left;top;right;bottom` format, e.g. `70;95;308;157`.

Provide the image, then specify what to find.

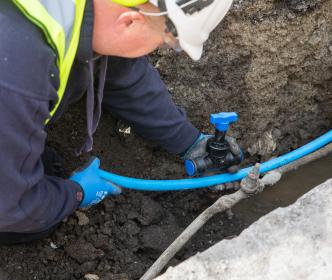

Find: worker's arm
102;56;200;155
0;85;82;233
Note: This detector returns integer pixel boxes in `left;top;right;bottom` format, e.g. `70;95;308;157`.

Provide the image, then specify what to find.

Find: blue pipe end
185;160;196;176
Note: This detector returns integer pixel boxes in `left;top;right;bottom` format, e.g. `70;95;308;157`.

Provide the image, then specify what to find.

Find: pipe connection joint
240;164;264;195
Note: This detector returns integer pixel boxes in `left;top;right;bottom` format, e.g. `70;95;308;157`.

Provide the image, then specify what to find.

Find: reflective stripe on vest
12;0;86;122
111;0;148;7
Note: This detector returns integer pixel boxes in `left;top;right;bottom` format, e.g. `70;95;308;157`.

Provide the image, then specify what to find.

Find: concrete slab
157;179;332;280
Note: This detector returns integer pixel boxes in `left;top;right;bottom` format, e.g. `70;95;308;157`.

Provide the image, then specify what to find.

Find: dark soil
1;0;332;279
0;102;250;280
0;98;328;280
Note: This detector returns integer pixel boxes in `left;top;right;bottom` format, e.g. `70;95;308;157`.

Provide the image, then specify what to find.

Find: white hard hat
113;0;234;60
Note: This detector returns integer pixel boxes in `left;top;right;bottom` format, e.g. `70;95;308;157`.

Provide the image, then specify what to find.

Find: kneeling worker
0;0;236;244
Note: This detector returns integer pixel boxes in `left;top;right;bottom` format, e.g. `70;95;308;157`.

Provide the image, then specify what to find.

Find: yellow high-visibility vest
12;0;86;122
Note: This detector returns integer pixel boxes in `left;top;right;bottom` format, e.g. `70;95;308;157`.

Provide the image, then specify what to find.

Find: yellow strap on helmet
111;0;149;7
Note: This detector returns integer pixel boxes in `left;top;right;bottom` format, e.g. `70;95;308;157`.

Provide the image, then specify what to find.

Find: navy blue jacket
0;1;199;233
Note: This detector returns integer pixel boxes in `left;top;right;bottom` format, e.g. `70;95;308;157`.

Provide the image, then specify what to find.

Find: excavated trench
1;0;332;279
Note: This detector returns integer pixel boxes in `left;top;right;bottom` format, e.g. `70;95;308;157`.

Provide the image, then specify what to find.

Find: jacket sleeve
0;85;82;233
102;56;200;155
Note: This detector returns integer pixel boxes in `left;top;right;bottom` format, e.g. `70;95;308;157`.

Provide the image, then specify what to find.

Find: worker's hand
182;133;213;160
182;133;242;173
70;157;121;208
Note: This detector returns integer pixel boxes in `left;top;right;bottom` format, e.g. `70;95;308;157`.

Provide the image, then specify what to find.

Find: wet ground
234;154;332;225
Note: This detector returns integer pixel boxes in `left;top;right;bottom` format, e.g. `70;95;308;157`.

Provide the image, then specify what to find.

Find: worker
0;0;238;245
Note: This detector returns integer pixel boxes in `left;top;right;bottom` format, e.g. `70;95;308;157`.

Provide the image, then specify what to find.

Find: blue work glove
182;133;242;173
70;157;121;208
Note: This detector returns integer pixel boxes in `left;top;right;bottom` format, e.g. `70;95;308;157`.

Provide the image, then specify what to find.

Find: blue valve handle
210;112;238;132
184;112;239;176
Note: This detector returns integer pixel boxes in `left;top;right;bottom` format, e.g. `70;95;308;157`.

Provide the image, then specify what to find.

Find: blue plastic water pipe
98;130;332;191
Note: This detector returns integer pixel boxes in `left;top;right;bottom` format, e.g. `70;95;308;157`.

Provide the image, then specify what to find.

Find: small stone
226;209;234;220
84;274;100;280
209;184;226;192
50;242;58;249
76;211;90;226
